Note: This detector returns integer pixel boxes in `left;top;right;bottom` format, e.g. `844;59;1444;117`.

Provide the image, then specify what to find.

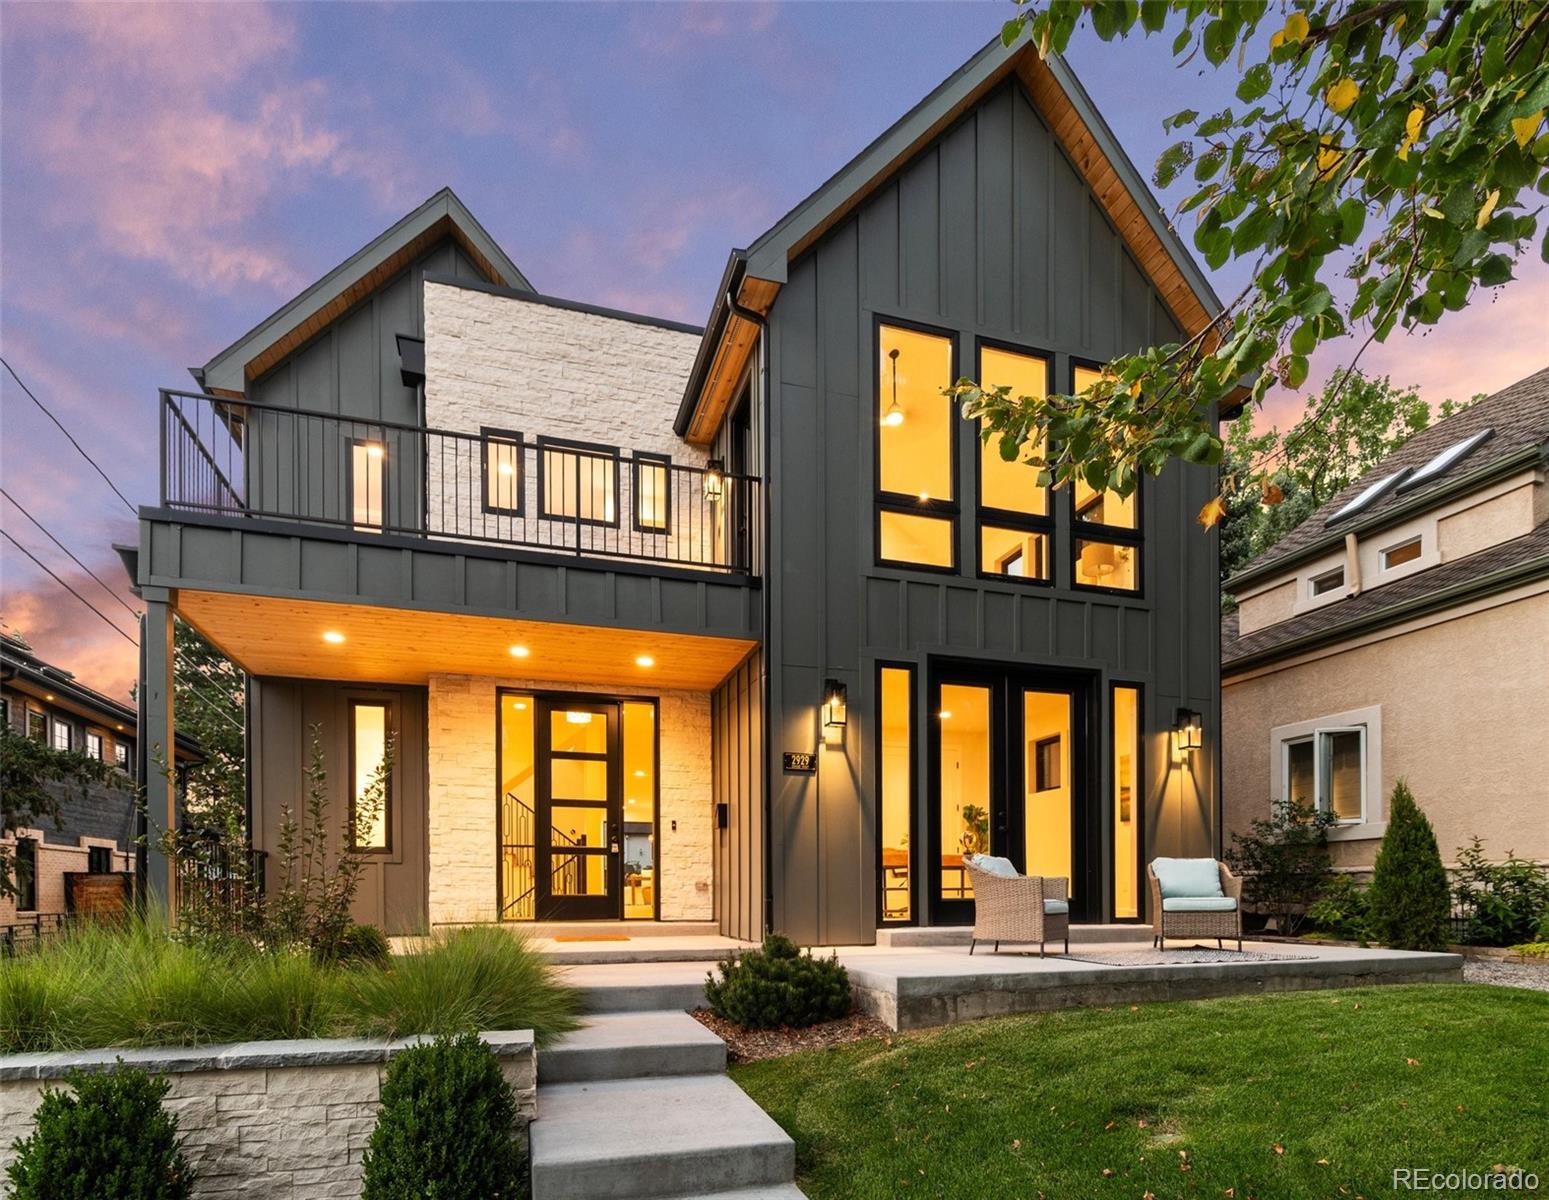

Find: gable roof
197;188;530;396
677;30;1226;443
1228;367;1549;591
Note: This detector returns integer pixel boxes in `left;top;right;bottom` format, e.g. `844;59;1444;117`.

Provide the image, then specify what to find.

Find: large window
350;701;391;851
1112;685;1141;920
540;438;618;526
350;439;387;528
976;343;1053;583
1283;727;1365;823
482;428;523;515
1071;364;1142;593
878;665;914;923
877;322;957;569
621;701;658;919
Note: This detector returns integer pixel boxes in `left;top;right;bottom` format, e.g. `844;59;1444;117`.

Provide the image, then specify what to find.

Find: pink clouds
1;564;140;703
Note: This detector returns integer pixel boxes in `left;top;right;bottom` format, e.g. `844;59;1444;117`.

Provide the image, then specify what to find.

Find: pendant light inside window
882;347;904;426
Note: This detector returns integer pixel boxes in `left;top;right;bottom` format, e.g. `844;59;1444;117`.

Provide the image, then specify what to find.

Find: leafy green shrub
1224;799;1335;935
6;1064;193;1199
1306;874;1372;943
1451;838;1549;947
361;1033;524;1200
348;926;579;1045
1512;942;1549;961
705;934;851;1030
332;923;392;967
1367;781;1450;951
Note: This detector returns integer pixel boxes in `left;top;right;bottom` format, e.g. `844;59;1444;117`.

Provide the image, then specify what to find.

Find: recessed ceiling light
565;711;594;725
322;631;346;644
635;655;655;668
45;693;55;702
509;645;530;658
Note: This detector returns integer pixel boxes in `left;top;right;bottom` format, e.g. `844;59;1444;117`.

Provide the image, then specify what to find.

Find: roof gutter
674;251;747;438
1224;547;1549;674
1226;443;1546;593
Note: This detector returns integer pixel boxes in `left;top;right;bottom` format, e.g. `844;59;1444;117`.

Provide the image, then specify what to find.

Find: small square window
1074;538;1139;592
1310;567;1344;597
1381;538;1422;570
981;526;1050;581
88;845;114;873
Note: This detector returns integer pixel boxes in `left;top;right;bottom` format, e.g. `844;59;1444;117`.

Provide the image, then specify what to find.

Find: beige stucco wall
426;673;713;925
1438;481;1538;562
1237;578;1298;635
1223;588;1549;868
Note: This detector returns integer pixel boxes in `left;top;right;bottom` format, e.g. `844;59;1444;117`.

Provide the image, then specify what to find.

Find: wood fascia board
683;274;778;446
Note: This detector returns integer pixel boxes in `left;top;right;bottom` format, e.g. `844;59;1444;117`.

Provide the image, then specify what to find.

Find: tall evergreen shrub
1367;781;1451;951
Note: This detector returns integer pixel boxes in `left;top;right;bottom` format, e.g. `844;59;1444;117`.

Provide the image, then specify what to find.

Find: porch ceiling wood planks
175;590;757;692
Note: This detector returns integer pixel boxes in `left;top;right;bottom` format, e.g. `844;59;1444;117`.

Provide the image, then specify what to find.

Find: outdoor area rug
1056;946;1314;966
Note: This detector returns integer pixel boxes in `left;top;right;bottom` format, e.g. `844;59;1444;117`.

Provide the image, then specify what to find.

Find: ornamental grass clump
705;934;851;1030
360;1033;524;1200
6;1065;193;1200
1367;780;1451;951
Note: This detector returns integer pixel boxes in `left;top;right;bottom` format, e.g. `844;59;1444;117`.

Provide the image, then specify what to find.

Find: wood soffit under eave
240;216;507;384
683;274;779;446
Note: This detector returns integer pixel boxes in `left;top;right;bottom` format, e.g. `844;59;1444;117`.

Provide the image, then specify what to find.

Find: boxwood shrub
704;934;851;1030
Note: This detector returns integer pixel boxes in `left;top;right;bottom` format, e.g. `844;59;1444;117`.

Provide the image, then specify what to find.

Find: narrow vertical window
483;429;523;515
50;719;70;752
1112;685;1141;920
622;701;658;919
877;322;956;569
114;742;129;770
350;702;390;851
633;454;671;533
86;732;103;760
1071;363;1142;593
879;666;913;923
15;837;37;912
1284;737;1315;810
27;710;45;742
977;343;1053;582
351;439;387;528
500;693;537;921
1318;728;1365;822
937;684;991;901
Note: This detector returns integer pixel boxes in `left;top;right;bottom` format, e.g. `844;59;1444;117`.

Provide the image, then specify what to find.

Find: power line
1;529;139;645
1;488;141;620
1;356;137;515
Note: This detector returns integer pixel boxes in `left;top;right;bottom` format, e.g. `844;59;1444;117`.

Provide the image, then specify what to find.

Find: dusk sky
3;1;1546;702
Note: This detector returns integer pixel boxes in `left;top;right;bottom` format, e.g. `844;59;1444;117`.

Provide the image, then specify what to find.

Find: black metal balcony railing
160;390;759;574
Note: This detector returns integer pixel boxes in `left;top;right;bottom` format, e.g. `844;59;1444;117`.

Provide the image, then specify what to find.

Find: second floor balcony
159;390;759;575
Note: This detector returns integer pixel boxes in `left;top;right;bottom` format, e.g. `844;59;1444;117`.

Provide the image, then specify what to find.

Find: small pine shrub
704;934;851;1030
1306;874;1372;943
6;1065;193;1199
332;923;392;967
361;1033;524;1200
1367;781;1451;951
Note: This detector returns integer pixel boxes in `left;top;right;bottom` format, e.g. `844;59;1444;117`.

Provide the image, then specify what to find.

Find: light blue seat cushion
969;854;1019;878
1161;896;1237;913
1152;857;1224;900
1043;899;1070;915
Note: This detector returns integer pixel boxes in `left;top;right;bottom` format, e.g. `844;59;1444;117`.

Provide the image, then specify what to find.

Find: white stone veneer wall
0;1032;535;1200
427;674;713;926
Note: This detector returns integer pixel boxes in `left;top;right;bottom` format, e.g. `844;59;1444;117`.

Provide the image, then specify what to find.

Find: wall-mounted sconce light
1173;708;1203;755
822;679;848;730
703;458;725;502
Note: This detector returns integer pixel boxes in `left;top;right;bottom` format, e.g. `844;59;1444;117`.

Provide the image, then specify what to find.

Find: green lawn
732;985;1548;1199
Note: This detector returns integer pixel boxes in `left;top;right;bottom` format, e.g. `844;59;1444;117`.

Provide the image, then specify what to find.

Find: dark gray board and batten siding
712;648;766;942
761;80;1221;945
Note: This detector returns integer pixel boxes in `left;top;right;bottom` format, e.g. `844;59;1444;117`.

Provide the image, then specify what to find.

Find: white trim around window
1269;704;1385;841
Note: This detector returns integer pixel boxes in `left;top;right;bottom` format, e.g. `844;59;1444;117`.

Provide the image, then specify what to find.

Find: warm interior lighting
939;710;953;720
822;679;848;729
45;694;55;702
514;701;528;711
322;631;346;645
917;491;930;502
1174;708;1204;755
882;347;905;426
509;645;530;658
364;443;385;460
633;769;647;778
703;459;724;502
498;461;515;476
565;711;595;725
635;655;655;668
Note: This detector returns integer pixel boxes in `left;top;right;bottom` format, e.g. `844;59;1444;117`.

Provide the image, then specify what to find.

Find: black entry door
535;698;622;920
927;664;1091;926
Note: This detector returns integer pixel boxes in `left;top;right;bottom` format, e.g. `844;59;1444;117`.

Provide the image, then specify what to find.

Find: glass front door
928;666;1086;924
535;699;622;920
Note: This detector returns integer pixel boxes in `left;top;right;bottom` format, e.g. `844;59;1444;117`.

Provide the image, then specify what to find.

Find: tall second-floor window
114;742;129;770
540;439;618;526
977;343;1053;583
633;454;671;533
1071;363;1142;594
351;439;387;528
86;732;103;760
50;718;71;753
483;429;523;515
27;710;46;742
877;322;956;569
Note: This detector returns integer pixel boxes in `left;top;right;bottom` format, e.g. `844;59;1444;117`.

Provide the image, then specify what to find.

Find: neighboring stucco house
128;33;1232;942
1222;368;1549;872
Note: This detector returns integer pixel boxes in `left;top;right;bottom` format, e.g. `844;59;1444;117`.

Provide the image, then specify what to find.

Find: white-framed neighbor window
50;718;71;753
1271;706;1383;838
1309;566;1344;597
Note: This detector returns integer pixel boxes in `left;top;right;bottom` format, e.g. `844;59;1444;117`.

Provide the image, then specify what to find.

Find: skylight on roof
1395;428;1494;494
1325;470;1411;526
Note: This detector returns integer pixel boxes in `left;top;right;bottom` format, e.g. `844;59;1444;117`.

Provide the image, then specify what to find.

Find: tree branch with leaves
950;0;1548;527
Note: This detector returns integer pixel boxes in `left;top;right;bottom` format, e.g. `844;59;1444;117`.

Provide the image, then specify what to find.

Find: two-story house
128;33;1228;943
1222;369;1549;872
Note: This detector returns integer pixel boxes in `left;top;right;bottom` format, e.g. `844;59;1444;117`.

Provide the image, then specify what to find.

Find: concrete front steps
531;1005;802;1200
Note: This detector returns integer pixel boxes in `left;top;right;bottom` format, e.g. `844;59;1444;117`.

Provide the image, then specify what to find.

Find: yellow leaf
1317;136;1346;178
1269;29;1286;50
1325;77;1360;114
1284;12;1309;43
1197;495;1228;528
1476;189;1500;230
1512;111;1544;149
1400;104;1425;160
1393;13;1405;30
1422;206;1445;219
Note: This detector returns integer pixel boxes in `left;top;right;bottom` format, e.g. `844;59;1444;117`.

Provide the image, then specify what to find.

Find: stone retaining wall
0;1030;535;1199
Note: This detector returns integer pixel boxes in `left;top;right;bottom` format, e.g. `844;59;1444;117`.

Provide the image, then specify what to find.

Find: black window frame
27;709;46;742
348;699;394;855
1109;680;1146;923
875;661;918;927
15;836;37;912
1068;359;1144;598
480;426;525;517
536;436;622;529
113;741;129;770
347;434;390;530
88;845;114;874
631;452;673;535
873;314;961;574
85;731;103;760
973;337;1056;587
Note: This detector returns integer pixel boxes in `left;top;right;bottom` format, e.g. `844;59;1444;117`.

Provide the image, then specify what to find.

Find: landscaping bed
692;1008;890;1063
733;984;1548;1200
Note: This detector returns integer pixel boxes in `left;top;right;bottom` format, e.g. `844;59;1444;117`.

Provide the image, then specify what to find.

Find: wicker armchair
963;857;1070;956
1148;859;1243;951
